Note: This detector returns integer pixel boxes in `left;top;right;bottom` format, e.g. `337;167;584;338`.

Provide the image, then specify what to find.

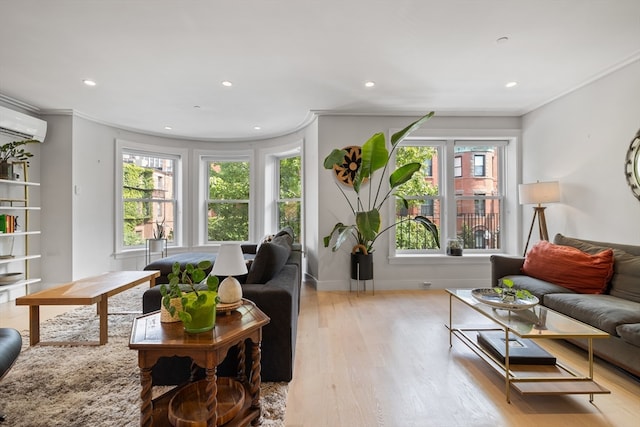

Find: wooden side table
129;300;270;427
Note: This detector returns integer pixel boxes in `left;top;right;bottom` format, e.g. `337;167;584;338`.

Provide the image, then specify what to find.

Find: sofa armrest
490;254;525;286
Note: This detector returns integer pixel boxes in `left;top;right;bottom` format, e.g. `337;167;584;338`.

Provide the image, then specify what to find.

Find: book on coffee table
477;331;557;365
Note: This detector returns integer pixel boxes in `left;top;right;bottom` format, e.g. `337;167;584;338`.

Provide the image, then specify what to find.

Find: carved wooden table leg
139;367;153;427
249;339;262;425
205;366;218;427
237;339;247;383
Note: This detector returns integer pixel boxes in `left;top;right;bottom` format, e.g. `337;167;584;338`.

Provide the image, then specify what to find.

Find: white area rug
0;284;287;426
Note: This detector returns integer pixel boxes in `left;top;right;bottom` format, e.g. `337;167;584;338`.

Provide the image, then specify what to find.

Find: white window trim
261;140;303;241
115;139;188;255
387;128;521;260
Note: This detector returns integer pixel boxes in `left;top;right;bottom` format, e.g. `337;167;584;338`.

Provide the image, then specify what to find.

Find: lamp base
218;276;243;303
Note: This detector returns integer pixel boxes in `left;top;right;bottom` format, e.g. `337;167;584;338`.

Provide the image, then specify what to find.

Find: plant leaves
356;209;380;243
323;148;348;169
355;132;388;189
390;112;434;147
414;215;440;248
389;162;421;189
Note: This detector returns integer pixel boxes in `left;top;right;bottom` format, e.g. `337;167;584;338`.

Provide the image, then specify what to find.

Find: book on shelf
477;331;557;365
0;214;16;233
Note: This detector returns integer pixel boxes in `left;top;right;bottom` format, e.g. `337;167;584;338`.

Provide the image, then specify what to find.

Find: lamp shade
518;181;560;205
211;244;248;276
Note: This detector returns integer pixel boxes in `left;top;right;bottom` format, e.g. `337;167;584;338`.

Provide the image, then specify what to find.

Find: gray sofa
142;228;302;383
491;234;640;378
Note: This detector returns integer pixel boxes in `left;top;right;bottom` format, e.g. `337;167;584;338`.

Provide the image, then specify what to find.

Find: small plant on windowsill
153;220;166;239
493;278;534;303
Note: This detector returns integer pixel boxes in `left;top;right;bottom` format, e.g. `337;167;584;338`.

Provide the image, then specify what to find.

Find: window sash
203;157;251;243
394;139;507;254
120;149;179;249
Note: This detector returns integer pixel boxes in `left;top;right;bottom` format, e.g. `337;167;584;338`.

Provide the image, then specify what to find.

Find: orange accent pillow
522;241;614;294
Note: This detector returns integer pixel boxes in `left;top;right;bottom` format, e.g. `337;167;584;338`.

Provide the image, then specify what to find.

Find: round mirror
625;128;640;201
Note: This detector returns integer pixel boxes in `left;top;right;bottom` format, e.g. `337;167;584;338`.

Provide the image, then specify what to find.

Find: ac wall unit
0;105;47;142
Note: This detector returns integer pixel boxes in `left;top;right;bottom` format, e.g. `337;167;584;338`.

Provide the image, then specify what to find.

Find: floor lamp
519;181;560;256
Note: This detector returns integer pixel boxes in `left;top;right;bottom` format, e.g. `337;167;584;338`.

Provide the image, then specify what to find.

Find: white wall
312;114;522;291
40;114;73;284
40;113;307;284
522;59;640;245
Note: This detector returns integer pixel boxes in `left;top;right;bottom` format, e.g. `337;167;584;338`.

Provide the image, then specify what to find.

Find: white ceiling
1;0;639;141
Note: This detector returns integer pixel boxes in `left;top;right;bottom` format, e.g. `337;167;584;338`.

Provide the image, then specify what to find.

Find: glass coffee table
446;288;610;403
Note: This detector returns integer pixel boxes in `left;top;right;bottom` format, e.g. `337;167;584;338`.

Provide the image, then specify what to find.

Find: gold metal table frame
446;288;610;403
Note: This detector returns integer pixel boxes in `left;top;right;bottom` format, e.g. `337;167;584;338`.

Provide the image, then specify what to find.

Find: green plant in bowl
493;278;534;303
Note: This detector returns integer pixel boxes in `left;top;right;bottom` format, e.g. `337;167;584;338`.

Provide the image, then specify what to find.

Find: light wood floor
2;283;639;427
285;282;640;427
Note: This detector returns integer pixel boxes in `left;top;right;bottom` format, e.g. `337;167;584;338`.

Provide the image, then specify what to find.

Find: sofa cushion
245;234;292;284
609;252;640;303
522;241;614;294
544;293;640;336
616;323;640;348
554;234;640;302
503;274;575;303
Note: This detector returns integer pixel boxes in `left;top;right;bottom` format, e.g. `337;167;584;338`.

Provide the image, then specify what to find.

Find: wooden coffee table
129;300;270;427
16;270;160;346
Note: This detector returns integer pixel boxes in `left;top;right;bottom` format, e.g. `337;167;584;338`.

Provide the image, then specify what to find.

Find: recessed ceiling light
496;36;509;44
364;81;376;88
221;80;233;87
505;81;518;88
193;105;201;109
83;79;97;87
164;126;172;130
253;126;262;131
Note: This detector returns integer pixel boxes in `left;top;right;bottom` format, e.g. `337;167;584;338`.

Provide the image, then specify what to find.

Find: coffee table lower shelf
451;328;610;400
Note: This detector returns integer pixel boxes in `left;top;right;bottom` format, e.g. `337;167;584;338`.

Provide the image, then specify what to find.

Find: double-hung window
276;154;302;242
119;146;179;250
204;156;251;242
394;139;506;254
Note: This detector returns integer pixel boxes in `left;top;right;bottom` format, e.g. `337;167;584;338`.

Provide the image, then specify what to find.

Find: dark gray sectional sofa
142;227;301;383
491;234;640;378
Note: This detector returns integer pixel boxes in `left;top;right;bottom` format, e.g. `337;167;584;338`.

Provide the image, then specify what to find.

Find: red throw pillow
522;241;614;294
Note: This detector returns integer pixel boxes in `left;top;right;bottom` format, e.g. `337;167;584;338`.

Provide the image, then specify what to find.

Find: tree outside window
277;155;302;242
394;141;504;253
394;145;439;250
207;159;250;242
122;152;176;247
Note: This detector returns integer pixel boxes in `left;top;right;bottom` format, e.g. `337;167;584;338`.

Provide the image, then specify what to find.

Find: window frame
275;152;303;243
389;131;518;258
198;152;253;245
115;139;187;254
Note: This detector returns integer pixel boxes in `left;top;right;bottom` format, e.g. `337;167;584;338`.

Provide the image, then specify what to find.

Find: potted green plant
0;139;37;180
323;112;440;280
493;278;533;303
149;220;166;253
446;238;463;256
160;261;219;333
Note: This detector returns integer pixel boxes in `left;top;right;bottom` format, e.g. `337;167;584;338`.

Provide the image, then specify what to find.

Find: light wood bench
16;270;160;346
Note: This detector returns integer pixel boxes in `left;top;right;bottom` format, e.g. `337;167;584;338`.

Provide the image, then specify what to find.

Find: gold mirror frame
625;128;640;201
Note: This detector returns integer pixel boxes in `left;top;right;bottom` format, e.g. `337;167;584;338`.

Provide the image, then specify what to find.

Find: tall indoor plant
323;112;439;279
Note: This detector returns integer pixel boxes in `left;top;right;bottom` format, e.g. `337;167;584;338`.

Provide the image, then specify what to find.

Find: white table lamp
519;180;560;256
211;243;247;303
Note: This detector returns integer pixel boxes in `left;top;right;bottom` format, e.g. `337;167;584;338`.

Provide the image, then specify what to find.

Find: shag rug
0;284;287;426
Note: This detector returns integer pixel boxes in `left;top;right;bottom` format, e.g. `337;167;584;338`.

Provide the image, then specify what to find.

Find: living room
1;1;640;426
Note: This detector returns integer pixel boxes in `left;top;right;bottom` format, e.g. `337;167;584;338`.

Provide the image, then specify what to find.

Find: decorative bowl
471;287;539;311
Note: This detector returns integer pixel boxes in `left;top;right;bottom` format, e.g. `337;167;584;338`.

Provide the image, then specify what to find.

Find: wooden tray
168;377;245;427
